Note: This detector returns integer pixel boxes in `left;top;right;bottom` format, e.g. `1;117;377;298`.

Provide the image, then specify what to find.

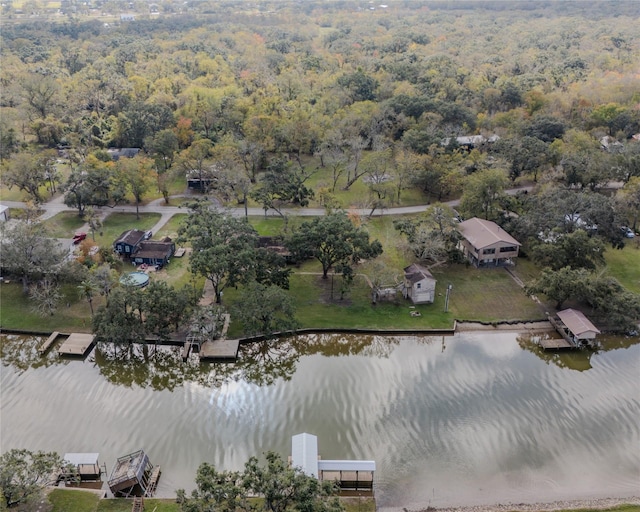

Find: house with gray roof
457;217;520;267
402;263;437;304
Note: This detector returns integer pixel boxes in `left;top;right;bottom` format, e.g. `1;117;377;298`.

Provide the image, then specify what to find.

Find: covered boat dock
291;433;375;494
60;452;104;482
544;309;600;350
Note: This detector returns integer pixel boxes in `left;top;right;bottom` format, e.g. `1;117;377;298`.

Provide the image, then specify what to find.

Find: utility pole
444;284;452;312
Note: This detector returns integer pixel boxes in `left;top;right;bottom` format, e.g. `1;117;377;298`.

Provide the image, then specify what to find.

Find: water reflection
1;331;639;509
0;334;71;373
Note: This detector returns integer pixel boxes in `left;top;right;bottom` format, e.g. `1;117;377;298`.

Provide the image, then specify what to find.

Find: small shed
114;229;146;256
62;453;104;481
107;450;154;497
556;309;600;346
402;263;437;304
0;204;9;222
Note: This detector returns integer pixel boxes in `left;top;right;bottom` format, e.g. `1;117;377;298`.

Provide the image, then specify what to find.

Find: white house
402;263;437;304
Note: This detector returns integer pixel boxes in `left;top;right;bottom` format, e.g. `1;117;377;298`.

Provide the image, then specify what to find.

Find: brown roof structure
404;263;435;284
114;229;146;247
135;240;173;260
458;218;520;249
557;309;600;338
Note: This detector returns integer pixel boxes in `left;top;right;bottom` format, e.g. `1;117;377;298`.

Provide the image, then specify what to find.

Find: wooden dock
144;466;161;497
543;315;578;350
39;331;60;354
58;333;96;356
538;337;575;350
199;339;240;360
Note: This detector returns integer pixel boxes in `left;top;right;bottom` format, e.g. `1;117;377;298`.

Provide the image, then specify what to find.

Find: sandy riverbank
419;496;640;512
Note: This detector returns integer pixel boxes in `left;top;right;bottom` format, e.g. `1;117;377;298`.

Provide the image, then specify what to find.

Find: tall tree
178;204;259;303
0;449;63;509
287;211;383;279
118;156;157;219
177;452;342;512
459;167;509;220
0;219;68;293
251;158;315;217
2;151;56;203
233;282;299;337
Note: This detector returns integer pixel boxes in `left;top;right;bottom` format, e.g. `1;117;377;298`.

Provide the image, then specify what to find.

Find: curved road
2;186;533;234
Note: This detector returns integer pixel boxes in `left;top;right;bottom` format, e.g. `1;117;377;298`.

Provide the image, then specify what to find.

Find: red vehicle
72;232;87;244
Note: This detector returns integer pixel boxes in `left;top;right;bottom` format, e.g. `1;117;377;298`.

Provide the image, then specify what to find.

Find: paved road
2;186;533;233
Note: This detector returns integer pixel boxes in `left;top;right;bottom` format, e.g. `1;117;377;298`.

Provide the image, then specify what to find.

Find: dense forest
1;1;639;329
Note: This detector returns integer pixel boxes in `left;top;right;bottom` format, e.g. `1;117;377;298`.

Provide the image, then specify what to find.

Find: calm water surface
1;331;639;509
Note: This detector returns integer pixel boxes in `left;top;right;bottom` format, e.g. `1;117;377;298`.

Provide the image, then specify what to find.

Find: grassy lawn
0;282;100;332
48;489;377;512
46;488;638;512
154;214;187;239
604;243;640;293
431;263;546;322
93;213;161;247
43;212;88;238
49;488;101;512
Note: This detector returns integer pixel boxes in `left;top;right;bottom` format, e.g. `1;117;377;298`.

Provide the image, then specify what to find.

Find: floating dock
58;333;95;357
39;331;60;354
199;339;240;360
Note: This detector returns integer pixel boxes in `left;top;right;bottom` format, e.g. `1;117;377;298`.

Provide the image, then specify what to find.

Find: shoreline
406;496;640;512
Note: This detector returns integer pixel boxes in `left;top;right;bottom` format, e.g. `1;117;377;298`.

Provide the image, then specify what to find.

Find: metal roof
64;453;100;465
318;460;376;472
291;433;318;478
557;309;600;337
458;217;521;250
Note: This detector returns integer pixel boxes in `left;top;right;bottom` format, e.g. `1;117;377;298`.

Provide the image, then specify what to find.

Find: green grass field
604;243;640;293
42;212;88;238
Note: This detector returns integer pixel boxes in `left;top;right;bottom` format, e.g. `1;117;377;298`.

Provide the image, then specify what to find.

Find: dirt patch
314;274;354;306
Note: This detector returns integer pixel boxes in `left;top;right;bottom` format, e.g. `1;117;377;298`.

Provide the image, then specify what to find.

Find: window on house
417;283;421;289
483;248;496;254
125;245;130;253
500;246;517;253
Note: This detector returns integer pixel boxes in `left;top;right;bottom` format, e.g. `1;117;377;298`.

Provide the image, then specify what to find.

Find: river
1;331;639;510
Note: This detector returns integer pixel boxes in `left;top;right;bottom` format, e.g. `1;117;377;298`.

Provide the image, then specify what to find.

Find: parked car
144;230;152;240
72;232;87;244
621;226;635;238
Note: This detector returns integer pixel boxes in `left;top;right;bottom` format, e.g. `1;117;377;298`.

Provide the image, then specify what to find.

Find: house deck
58;333;95;356
199;339;240;360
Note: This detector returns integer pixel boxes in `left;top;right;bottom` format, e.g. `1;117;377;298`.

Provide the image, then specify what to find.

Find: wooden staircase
132;496;144;512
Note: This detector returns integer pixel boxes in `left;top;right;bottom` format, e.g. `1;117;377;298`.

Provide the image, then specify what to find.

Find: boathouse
107;450;157;497
291;433;375;494
556;308;600;346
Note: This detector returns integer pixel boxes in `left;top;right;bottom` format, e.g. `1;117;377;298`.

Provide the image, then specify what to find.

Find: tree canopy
177;452;343;512
287;211;383;279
